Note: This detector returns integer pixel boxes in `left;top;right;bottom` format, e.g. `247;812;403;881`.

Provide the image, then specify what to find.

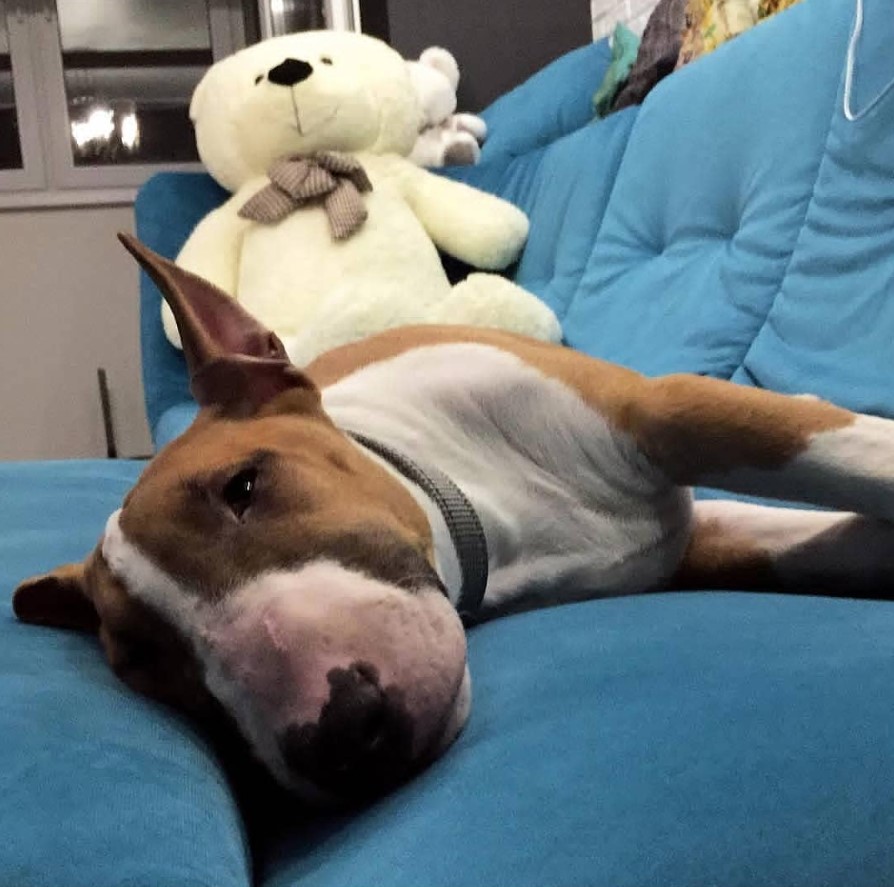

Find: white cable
843;0;894;122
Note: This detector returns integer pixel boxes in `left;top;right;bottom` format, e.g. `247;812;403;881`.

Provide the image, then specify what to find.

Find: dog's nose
279;661;415;800
267;57;314;87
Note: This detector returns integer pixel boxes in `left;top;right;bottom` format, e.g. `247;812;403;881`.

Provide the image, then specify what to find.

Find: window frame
0;1;47;192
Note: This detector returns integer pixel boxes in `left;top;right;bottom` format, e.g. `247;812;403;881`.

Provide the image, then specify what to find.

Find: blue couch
6;0;894;883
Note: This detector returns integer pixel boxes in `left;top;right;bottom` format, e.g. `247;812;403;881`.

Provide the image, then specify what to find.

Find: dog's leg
621;375;894;519
674;499;894;596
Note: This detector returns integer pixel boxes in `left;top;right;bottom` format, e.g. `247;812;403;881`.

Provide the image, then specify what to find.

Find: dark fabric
611;0;687;111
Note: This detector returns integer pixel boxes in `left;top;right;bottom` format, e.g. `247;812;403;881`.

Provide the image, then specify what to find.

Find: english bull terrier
14;234;894;806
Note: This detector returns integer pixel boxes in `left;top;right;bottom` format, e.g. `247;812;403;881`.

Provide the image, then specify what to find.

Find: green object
592;23;641;118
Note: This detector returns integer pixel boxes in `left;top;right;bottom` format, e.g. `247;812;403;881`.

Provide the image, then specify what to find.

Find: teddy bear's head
190;31;422;192
406;47;460;129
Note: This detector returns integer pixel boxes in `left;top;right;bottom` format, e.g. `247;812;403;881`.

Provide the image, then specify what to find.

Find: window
0;0;260;207
58;0;216;167
1;0;45;191
0;0;358;207
263;0;327;35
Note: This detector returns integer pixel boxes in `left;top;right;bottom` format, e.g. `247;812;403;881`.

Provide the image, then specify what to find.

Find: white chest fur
322;344;693;618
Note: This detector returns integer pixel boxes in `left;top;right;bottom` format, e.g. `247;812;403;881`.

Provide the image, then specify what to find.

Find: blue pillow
0;460;252;887
257;591;894;887
479;40;613;164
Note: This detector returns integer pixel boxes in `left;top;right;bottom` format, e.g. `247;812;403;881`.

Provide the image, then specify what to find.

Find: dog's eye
222;467;258;520
254;73;264;85
320;56;333;65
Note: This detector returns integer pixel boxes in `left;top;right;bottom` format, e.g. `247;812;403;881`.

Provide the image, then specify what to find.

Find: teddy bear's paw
447;202;528;270
442;274;562;342
442;131;481;167
280;334;312;368
283;326;361;368
283;290;429;367
452;113;487;142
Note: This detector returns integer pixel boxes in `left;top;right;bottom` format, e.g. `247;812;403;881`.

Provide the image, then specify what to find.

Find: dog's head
13;236;470;806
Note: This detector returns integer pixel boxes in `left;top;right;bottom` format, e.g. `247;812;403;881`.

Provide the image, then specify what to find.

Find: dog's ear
118;233;319;415
13;562;99;633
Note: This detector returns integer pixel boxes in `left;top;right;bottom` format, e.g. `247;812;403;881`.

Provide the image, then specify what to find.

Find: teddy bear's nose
267;58;314;87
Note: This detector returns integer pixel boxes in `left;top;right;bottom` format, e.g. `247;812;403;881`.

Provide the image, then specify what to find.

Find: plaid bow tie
238;151;373;240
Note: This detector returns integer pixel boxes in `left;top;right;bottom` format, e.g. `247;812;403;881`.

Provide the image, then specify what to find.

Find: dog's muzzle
198;561;469;802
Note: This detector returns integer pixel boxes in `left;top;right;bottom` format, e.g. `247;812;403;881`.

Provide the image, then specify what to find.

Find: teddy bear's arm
399;162;529;270
176;196;252;295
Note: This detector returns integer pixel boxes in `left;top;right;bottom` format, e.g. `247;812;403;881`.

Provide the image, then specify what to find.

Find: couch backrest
562;0;855;380
138;0;894;446
461;0;894;420
730;0;894;416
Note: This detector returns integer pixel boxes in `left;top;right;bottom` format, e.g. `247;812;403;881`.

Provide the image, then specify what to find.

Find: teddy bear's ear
119;233;319;414
418;47;460;91
407;52;458;127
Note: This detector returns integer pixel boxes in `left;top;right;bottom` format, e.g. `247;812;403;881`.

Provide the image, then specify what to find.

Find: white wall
0;204;153;460
591;0;660;39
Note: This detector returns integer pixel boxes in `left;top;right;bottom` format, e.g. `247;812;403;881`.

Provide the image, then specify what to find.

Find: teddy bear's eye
254;73;264;85
320;56;333;65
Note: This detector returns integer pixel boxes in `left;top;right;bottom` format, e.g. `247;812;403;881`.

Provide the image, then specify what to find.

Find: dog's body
15;236;894;806
316;333;692;619
312;323;894;608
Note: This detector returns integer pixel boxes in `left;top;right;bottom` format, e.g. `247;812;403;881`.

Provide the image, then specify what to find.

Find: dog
14;233;894;806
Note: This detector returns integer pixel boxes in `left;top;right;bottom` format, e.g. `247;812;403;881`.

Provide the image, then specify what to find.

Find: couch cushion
734;0;894;416
514;112;638;319
442;36;638;322
447;109;638;321
477;40;615;165
257;591;894;887
0;460;251;887
562;0;854;378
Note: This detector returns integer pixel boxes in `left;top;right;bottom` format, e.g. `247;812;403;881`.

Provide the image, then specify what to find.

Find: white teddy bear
407;46;487;167
165;30;560;367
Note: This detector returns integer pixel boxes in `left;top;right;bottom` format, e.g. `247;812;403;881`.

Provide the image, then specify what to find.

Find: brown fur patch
621;374;854;483
671;516;777;590
307;325;645;404
308;326;855;484
118;406;435;599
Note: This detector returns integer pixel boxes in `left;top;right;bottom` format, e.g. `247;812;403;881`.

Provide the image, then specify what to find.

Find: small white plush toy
407;46;487;167
165;30;560;366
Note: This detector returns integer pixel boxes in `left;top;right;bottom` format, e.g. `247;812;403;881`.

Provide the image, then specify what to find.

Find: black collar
347;431;489;622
